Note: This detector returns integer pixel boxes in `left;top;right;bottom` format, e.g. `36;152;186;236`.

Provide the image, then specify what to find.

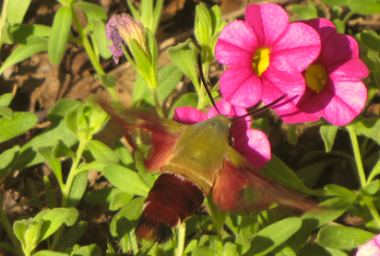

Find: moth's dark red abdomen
135;173;205;243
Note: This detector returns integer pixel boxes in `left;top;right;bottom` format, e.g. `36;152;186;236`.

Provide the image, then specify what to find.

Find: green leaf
6;0;32;25
363;179;380;195
48;6;72;65
10;99;81;170
287;195;357;252
355;118;380;145
24;220;42;251
192;246;216;256
324;184;356;196
94;73;116;88
291;1;318;20
87;140;119;164
0;112;37;143
287;124;298;145
110;197;145;236
84;95;110;135
168;39;200;89
130;39;155;90
297;159;337;188
69;244;102;256
74;1;107;21
135;63;183;106
38;147;63;186
67;171;88;208
13;219;29;247
53;139;74;158
262;155;311;194
55;221;87;252
320;125;338;152
0;106;14;119
114;140;134;167
92;20;112;59
38;208;70;243
298;243;348;256
103;164;150;196
347;0;380;14
319;0;347;4
318;226;375;250
168;92;198;118
194;3;212;46
0;145;20;178
11;24;52;44
368;156;380;183
244;217;302;256
0;93;13;106
1;21;13;44
0;36;48;75
34;250;69;256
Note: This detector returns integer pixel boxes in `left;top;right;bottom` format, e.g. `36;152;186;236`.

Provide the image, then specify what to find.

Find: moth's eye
229;136;235;147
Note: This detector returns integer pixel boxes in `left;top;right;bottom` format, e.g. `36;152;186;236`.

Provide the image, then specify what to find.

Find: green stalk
152;87;164;118
51;139;87;250
175;222;186;256
365;197;380;228
0;0;9;53
346;126;367;188
0;193;23;255
71;6;118;101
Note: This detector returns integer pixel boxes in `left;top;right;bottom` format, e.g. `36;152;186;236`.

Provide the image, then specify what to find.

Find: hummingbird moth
100;98;315;243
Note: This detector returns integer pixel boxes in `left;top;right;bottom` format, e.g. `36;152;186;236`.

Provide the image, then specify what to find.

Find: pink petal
219;67;263;108
245;4;289;46
320;33;359;66
261;66;306;107
215;21;258;66
173;107;206;125
302;18;336;46
356;234;380;256
234;129;271;169
207;100;248;119
271;22;321;72
277;88;323;123
328;59;369;80
322;79;367;126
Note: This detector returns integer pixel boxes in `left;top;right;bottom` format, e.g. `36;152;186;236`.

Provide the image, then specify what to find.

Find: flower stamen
305;64;327;93
252;48;270;77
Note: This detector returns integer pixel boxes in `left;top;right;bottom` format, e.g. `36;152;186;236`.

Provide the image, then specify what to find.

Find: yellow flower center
305;64;327;93
252;48;270;77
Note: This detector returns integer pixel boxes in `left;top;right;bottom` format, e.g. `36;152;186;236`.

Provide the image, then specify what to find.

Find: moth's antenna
232;94;287;121
197;54;220;114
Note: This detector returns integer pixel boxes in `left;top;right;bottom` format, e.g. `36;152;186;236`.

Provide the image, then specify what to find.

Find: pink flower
356;234;379;256
173;100;271;169
276;18;369;126
215;4;321;112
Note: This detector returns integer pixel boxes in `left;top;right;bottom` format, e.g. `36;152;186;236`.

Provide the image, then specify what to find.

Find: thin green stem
175;222;186;256
0;193;23;255
342;10;355;24
152;88;164;118
365;197;380;228
51;139;87;250
71;6;118;101
0;0;9;52
347;126;367;188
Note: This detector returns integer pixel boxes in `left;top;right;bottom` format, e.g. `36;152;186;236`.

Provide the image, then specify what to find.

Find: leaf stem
71;6;118;101
175;222;186;256
346;126;367;188
365;197;380;228
0;193;23;255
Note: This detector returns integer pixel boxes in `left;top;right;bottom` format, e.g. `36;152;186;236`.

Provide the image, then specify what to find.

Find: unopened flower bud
106;14;147;63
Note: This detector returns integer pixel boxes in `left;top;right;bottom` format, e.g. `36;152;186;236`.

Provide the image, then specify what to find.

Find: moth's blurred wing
99;101;186;171
212;147;315;212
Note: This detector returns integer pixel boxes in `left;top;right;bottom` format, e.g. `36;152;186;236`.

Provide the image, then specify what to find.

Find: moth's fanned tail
135;173;205;243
